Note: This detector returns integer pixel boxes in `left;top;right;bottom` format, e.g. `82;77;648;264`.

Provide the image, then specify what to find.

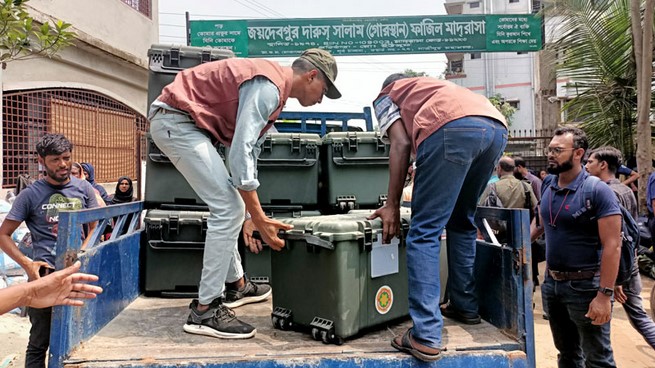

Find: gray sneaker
183;298;256;339
223;280;272;309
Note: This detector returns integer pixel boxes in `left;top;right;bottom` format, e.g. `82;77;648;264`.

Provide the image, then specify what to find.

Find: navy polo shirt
540;169;621;271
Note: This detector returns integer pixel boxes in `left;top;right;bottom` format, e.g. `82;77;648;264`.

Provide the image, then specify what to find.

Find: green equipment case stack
321;132;390;213
144;45;234;208
253;133;322;209
270;211;411;344
144;209;207;296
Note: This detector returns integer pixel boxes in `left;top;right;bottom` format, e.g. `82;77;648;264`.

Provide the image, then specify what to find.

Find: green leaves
547;0;640;156
0;0;75;63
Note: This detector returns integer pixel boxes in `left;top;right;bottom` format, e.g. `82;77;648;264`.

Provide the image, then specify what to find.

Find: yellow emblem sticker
375;285;393;314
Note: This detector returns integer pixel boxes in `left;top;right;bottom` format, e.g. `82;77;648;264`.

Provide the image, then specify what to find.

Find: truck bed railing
474;206;535;368
277;107;374;135
49;202;144;368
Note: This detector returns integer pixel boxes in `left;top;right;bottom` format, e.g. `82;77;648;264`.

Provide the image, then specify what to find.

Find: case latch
168;214;179;234
291;135;301;153
201;50;212;63
169;48;180;68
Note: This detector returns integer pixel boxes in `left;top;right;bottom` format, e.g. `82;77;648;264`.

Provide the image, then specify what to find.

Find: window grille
120;0;151;18
2;89;149;189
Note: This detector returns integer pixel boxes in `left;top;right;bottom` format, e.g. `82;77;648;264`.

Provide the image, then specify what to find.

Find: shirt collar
550;168;588;191
498;174;516;181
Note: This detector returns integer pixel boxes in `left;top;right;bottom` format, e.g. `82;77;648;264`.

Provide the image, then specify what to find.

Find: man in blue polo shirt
531;127;622;368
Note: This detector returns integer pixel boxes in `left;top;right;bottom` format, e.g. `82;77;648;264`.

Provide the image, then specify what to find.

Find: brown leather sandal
390;328;445;362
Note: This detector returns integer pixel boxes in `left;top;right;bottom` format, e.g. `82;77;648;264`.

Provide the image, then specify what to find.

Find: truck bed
65;296;521;367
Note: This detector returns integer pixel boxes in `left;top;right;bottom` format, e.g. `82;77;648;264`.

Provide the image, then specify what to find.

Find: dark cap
299;48;341;99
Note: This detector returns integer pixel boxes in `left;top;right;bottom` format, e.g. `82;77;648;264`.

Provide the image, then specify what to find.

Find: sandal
390;328;445;362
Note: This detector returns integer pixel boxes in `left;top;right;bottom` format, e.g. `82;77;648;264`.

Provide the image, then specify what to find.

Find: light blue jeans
408;116;507;349
150;110;244;305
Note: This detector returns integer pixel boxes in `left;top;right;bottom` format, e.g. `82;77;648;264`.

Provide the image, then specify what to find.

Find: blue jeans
621;271;655;348
541;275;616;368
407;116;507;348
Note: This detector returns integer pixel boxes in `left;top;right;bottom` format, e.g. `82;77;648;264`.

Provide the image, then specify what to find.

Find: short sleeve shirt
6;177;99;267
372;95;401;144
540;170;621;271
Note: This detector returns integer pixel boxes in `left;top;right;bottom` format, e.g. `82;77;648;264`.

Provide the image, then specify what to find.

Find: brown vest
158;58;294;145
377;78;507;152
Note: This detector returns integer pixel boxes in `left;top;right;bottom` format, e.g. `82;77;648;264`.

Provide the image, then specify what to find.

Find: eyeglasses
544;147;576;156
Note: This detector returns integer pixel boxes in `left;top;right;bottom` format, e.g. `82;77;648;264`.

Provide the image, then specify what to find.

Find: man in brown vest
369;73;507;361
149;49;341;339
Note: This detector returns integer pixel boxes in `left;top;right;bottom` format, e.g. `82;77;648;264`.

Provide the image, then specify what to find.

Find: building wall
445;0;538;131
26;0;158;67
2;0;159;115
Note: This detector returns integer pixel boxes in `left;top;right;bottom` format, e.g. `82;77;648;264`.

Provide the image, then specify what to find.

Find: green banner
189;14;542;57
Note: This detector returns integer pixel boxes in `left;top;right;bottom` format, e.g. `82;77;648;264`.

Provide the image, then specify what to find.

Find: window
470;53;482;60
517;52;528;55
507;100;520;109
469;1;480;8
509;0;520;3
120;0;151;17
449;60;463;73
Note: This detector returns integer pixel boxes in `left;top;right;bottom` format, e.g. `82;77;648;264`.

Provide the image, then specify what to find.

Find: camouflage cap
299;48;341;99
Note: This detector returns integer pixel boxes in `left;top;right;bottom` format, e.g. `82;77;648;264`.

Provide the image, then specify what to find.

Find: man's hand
242;219;263;254
251;216;293;251
585;294;612;325
27;261;103;308
368;205;400;244
27;260;51;281
614;285;627;304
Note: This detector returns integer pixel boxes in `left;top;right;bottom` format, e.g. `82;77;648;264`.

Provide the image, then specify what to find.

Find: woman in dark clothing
80;162;111;205
110;177;136;204
107;176;138;237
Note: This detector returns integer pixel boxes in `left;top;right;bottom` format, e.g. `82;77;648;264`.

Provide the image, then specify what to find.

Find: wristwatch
598;286;614;297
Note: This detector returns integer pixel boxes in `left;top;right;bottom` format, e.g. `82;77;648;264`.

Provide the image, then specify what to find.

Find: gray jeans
150;110;244;305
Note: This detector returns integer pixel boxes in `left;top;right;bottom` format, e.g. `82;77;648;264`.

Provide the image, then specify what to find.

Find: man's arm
368;120;411;243
585;214;622;325
0;261;102;315
231;77;293;249
617;165;638;186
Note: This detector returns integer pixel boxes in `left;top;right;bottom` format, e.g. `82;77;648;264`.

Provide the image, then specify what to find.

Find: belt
159;109;189;116
548;269;599;281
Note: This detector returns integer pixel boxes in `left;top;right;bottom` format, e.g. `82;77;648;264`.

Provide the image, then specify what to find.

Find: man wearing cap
369;74;507;361
149;48;341;339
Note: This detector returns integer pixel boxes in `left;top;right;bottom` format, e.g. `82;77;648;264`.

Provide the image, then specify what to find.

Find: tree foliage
545;0;652;158
488;93;517;126
403;69;429;77
0;0;75;64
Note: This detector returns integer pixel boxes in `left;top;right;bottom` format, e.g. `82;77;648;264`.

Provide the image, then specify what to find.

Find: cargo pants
150;109;245;305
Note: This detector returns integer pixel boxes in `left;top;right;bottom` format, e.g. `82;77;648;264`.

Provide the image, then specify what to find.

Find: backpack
574;175;638;285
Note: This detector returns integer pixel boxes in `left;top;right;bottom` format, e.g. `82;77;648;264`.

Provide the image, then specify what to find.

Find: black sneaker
223;280;272;309
440;305;481;325
183;298;256;339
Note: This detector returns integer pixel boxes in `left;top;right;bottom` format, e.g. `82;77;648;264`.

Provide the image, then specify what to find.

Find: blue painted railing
474;206;535;368
49;202;144;368
277;107;374;135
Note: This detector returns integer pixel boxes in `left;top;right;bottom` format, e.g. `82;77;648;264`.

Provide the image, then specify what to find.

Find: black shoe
183;298;256;339
440;305;481;325
223;279;272;309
